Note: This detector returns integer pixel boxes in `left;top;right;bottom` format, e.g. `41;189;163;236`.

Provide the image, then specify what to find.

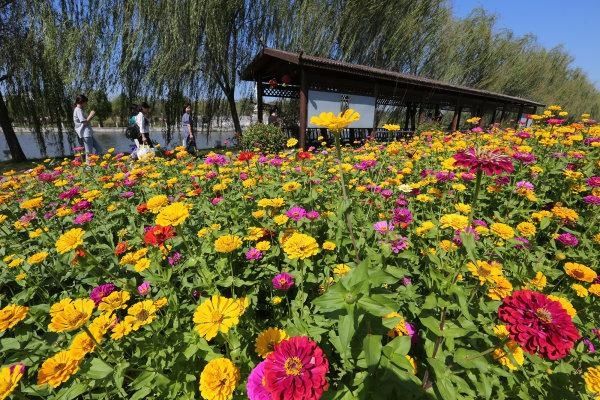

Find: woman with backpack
136;102;153;147
181;103;197;154
73;94;102;164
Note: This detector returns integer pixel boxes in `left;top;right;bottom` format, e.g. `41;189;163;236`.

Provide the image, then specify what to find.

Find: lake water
0;128;237;161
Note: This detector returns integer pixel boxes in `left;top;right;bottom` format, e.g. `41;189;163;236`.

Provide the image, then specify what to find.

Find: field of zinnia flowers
1;105;599;399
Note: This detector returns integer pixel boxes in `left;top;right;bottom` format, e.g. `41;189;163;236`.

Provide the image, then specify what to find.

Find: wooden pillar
410;107;417;131
515;105;524;129
450;104;462;131
403;103;411;130
299;69;308;149
257;80;264;123
490;107;497;125
371;84;379;135
499;105;507;126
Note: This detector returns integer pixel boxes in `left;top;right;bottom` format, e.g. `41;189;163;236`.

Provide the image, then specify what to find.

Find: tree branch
0;75;8;82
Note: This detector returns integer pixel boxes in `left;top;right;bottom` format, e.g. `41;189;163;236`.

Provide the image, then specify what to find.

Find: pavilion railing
282;127;415;147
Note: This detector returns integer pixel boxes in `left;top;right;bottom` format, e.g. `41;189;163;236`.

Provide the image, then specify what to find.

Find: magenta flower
516;181;534;191
286;206;307;221
245;248;263;261
306;210;320;220
204;153;228;166
556;232;579;247
390;236;409;253
120;191;134;199
73;212;94;225
168;252;182;266
247;361;271;400
90;283;115;305
272;272;294;291
392;208;413;227
587;176;600;187
583;195;600;205
71;200;91;212
263;336;329;400
513;152;536;164
137;281;151;296
211;197;223;205
373;221;393;234
453;148;514;176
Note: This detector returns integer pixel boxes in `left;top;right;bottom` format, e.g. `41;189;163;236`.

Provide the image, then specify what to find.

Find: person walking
136;102;153;147
73;94;102;164
181;103;196;153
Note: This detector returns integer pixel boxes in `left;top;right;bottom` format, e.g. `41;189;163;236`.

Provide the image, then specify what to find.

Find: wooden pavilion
241;48;544;147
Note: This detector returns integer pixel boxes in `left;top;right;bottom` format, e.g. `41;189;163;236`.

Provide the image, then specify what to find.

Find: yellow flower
256;241;271;251
528;271;547;290
48;298;95;332
454;203;471;215
69;326;103;360
15;272;26;281
492;341;524;371
322;241;336;251
0;363;25;400
490;223;514;240
29;228;43;238
310;109;360;132
252;209;266;218
110;320;133;340
155;202;189;227
590;284;600;297
0;304;29;332
439;214;468;230
282;181;301;192
466;116;481;124
27;251;48;265
333;263;351;276
548;295;576;317
516;222;536;237
245;227;265;241
98;291;131;313
199;358;240;400
273;214;289;225
20;197;43;209
7;258;23;268
255;327;287;358
37;350;81;388
124;300;159;331
467;260;503;285
487;276;513;300
214;235;243;253
384;312;409;337
584;366;600;399
271;296;283;305
147;194;169;213
439;240;457;252
286;138;298;147
415;221;435;236
282;232;319;259
134;257;151;272
531;210;552;222
382;123;400;131
572;283;588;298
564;262;597;282
55;228;85;254
193;295;246;341
551;205;579;223
493;324;509;339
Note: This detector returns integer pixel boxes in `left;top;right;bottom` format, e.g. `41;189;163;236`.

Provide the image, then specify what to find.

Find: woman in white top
136;102;153;147
73;94;102;163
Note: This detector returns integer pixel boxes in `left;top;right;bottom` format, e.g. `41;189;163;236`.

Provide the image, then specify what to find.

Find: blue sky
452;0;600;89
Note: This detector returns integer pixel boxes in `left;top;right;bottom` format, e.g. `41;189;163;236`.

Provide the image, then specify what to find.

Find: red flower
238;151;255;162
136;203;148;214
264;336;329;400
114;241;129;256
453;147;514;176
297;151;313;160
144;225;176;247
268;78;278;89
498;290;580;360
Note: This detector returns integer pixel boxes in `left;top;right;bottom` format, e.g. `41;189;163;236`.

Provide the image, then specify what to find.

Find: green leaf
420;316;442;336
453;348;490;371
54;382;89;400
0;337;20;350
86;357;113;379
363;334;382;368
313;284;348;313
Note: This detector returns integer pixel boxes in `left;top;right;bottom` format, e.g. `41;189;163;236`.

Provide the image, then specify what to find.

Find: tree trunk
225;89;242;135
0;87;26;162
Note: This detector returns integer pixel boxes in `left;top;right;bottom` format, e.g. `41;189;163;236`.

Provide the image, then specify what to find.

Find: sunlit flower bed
1;106;599;399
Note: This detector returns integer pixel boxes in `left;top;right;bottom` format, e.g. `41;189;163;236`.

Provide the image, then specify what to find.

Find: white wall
307;90;375;129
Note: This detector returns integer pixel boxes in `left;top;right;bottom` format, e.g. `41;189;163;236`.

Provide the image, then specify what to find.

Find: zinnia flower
373;220;394;234
583;366;600;399
247;361;271;400
37;350;81;388
272;272;295;291
497;290;580;360
556;232;579;247
263;336;329;400
0;304;29;332
155;202;189;227
0;363;25;400
55;228;85;254
564;262;597;282
214;235;243;253
144;225;176;246
199;358;239;400
255;327;288;358
137;281;151;296
282;232;319;259
310;109;360;132
453;148;514;176
90;283;116;305
193;295;247;340
48;298;95;332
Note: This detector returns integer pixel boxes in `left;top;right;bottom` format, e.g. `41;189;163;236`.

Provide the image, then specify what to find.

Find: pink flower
247;361;271;400
272;272;294;291
246;248;263;261
306;210;320;220
211;197;223;205
453;148;514;176
556;232;579;247
286;206;307;221
137;281;151;296
73;212;94;225
373;221;393;234
90;283;115;305
204;153;228;166
263;336;329;400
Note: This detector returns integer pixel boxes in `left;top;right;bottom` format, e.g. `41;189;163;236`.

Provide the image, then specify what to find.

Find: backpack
125;123;140;140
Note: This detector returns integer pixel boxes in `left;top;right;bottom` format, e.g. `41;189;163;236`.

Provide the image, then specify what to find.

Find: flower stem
469;169;483;224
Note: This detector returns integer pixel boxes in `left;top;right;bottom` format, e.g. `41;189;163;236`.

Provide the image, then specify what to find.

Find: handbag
136;144;156;160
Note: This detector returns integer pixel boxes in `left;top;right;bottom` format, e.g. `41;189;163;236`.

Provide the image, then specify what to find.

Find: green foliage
239;123;288;152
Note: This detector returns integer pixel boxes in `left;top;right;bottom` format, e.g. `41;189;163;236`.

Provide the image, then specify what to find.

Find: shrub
240;123;288;153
